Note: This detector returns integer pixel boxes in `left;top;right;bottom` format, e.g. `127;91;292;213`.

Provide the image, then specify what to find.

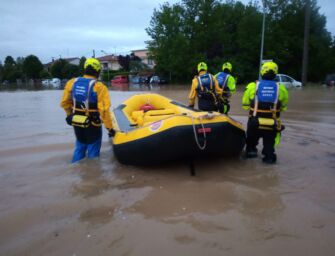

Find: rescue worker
215;62;236;114
242;61;288;164
60;58;115;163
188;62;222;111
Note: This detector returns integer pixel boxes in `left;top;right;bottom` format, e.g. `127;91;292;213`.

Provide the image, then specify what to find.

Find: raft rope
191;115;207;150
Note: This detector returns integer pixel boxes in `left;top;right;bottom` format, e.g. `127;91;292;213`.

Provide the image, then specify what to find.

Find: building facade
97;55;122;71
131;49;155;69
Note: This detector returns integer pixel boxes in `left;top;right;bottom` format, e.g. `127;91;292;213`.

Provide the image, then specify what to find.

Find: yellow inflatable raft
111;94;245;165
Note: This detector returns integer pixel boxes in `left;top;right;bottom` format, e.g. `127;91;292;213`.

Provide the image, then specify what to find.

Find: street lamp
258;0;266;80
101;50;110;84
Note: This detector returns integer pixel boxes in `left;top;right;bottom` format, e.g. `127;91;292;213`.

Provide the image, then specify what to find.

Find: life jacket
196;73;216;100
72;77;101;127
250;80;281;119
216;72;231;98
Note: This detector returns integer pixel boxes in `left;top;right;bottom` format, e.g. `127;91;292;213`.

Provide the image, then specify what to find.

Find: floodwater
0;84;335;256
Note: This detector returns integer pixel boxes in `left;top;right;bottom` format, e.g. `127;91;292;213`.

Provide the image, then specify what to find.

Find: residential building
44;57;80;72
131;49;155;69
97;55;121;71
63;57;80;66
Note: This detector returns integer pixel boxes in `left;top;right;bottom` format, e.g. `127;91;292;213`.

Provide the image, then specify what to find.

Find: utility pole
258;1;266;80
302;0;311;86
92;49;96;58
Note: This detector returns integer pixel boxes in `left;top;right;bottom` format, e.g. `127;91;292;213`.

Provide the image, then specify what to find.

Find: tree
23;55;43;79
146;0;335;83
79;56;86;75
62;63;79;79
0;62;4;82
50;59;67;79
3;56;18;82
39;69;51;79
50;59;79;79
118;55;131;71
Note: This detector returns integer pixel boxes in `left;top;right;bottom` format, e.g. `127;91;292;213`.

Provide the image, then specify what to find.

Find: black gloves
108;128;116;137
66;115;73;126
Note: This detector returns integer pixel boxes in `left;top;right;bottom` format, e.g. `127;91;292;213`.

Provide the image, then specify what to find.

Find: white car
49;78;61;88
41;79;50;86
276;74;302;87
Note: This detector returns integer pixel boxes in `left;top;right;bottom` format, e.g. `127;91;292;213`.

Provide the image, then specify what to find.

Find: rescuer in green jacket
242;61;289;164
215;62;236;114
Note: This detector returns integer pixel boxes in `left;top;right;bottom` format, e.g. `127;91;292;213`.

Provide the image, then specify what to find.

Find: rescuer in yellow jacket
242;61;288;164
60;58;114;163
188;62;222;111
215;62;236;114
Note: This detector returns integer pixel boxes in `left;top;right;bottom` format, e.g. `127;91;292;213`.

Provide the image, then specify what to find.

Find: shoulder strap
72;78;96;115
85;79;96;114
197;76;204;91
272;82;280;116
72;78;79;114
253;82;260;117
209;74;213;90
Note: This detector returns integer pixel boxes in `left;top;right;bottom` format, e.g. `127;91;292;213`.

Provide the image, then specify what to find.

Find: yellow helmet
261;61;278;76
222;62;232;72
197;62;207;72
84;58;101;72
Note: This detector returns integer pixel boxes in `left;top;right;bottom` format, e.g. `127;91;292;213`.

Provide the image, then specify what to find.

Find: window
281;76;290;82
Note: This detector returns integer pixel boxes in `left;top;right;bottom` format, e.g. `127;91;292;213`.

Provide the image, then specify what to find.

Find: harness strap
250;108;280;113
253;82;260;117
209;74;213;90
272;82;280;119
72;78;96;116
222;74;229;89
253;81;279;117
197;76;204;92
73;108;99;113
72;78;79;114
197;74;214;92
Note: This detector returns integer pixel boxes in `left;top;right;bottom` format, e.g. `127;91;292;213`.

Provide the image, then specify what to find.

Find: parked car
275;74;302;87
130;76;140;84
42;79;50;86
324;74;335;86
139;76;150;84
149;75;168;84
50;78;61;88
111;75;128;83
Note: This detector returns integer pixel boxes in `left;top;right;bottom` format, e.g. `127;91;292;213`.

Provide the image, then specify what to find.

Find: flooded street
0;84;335;256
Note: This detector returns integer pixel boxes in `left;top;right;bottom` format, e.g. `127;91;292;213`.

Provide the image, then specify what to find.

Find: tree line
0;55;87;83
0;53;144;83
146;0;335;83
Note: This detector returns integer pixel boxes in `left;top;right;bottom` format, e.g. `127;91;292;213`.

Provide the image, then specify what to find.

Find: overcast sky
0;0;334;64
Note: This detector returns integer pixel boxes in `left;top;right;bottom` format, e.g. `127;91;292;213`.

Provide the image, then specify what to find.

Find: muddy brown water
0;84;335;256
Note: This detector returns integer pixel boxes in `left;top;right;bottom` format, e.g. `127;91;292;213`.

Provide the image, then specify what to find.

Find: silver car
276;74;302;87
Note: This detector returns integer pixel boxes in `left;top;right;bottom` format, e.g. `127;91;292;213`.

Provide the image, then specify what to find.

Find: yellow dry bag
71;115;90;128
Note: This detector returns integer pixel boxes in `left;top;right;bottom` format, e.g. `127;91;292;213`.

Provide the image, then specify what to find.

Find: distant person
60;58;115;163
242;61;288;164
215;62;236;114
188;62;222;111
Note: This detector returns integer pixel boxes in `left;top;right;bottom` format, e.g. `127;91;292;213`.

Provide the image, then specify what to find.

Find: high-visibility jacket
215;72;236;98
60;75;113;129
242;80;288;118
